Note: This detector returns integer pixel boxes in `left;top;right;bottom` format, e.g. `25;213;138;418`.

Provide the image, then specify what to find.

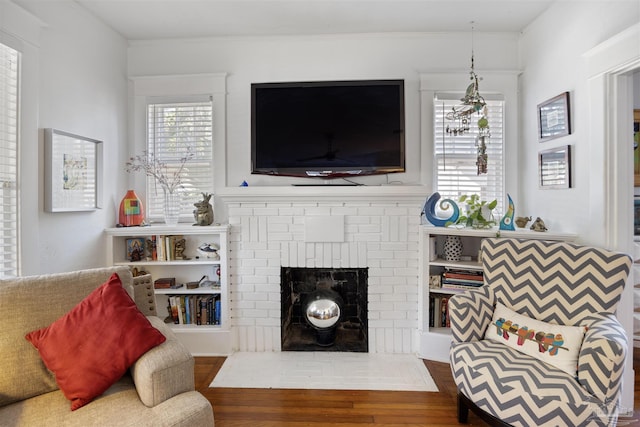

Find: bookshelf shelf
418;225;576;362
105;224;231;356
114;260;221;267
154;287;222;295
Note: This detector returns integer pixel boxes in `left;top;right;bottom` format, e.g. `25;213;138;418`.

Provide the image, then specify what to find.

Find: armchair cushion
25;273;166;411
484;302;587;377
450;340;613;426
449;286;494;343
578;313;627;404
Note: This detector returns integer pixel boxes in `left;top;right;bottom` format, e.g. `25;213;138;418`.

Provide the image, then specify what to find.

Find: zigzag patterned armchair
449;238;632;427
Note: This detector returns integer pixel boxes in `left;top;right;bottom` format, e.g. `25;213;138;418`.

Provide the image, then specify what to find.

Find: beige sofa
0;266;214;426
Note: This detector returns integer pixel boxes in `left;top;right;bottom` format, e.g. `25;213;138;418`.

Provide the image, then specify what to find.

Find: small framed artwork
537;92;571;142
633;109;640;186
126;238;146;262
429;275;441;289
44;129;103;212
539;145;572;189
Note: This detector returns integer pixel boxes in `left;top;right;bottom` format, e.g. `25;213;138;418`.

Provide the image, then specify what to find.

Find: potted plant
454;194;498;229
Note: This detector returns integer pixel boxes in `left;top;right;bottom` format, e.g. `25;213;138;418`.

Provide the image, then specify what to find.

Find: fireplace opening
281;267;368;352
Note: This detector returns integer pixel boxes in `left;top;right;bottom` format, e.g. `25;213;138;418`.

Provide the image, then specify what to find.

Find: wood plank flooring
194;348;640;426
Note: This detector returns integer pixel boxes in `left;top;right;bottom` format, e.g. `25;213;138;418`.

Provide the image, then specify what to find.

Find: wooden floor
195;348;640;426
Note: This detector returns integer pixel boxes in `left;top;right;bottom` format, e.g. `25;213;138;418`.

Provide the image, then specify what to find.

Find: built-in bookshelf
418;225;577;362
105;224;231;356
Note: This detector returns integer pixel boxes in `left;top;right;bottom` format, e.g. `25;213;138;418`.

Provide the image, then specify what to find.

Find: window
145;98;214;222
0;42;19;277
433;94;505;215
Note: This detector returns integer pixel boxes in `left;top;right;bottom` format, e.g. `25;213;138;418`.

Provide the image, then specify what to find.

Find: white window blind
146;99;213;222
433;94;505;216
0;42;19;277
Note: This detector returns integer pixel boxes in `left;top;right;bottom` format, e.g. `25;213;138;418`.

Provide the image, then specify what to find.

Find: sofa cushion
0;266;133;408
484;302;587;377
25;273;165;410
0;376;215;427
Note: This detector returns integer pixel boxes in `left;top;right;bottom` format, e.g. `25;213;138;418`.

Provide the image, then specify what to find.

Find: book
151;235;157;261
126;238;146;262
178;296;186;324
443;270;483;281
429;297;435;327
214;296;221;325
156;235;165;261
441;279;483;288
430;296;441;328
169;296;179;324
440;297;449;327
199;297;208;325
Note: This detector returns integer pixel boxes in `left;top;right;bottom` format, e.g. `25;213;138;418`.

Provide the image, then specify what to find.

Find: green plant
455;194;497;229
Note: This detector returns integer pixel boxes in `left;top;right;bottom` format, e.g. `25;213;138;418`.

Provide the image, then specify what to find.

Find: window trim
419;71;519;209
130;74;227;222
144;98;214;222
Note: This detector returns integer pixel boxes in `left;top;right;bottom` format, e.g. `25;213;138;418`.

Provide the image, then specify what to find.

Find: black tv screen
251;80;405;178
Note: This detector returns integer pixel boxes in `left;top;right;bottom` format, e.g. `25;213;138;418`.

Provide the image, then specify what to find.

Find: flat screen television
251;79;405;178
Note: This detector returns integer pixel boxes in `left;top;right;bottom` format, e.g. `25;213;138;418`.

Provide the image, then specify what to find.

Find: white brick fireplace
219;186;426;353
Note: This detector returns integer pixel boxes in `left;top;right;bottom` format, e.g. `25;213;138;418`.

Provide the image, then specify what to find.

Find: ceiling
66;0;556;40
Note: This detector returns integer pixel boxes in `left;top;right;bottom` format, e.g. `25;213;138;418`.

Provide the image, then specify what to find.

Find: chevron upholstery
449;238;632;427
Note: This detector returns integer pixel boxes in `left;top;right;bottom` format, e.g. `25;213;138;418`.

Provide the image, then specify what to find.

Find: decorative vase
163;189;181;226
443;235;463;262
118;190;145;227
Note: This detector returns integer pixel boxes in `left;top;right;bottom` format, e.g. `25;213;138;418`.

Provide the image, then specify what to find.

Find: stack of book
167;294;221;325
441;269;484;292
148;235;185;261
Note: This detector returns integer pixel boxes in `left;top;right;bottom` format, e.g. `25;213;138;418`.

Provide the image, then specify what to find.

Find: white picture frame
44;128;103;212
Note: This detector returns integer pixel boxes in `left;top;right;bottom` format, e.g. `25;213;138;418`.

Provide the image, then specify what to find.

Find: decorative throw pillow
484;302;587;377
25;273;166;410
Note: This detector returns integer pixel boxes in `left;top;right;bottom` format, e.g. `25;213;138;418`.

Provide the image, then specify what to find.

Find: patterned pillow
484;302;587;377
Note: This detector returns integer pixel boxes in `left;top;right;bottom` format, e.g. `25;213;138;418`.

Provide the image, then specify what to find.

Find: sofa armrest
448;286;494;343
130;316;195;408
578;313;627;404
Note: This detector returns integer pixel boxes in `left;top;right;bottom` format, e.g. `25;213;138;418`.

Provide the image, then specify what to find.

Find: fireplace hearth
281;267;368;352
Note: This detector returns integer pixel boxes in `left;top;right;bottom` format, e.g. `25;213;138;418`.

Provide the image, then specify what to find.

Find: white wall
7;1;128;274
127;32;520;188
518;1;639;237
635;71;640;109
519;0;640;412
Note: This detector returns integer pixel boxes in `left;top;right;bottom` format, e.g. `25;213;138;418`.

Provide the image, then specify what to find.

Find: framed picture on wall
539;145;572;189
634;110;640;186
537;92;571;142
44;129;103;212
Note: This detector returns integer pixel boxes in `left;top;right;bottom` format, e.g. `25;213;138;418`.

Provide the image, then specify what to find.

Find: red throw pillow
25;273;166;410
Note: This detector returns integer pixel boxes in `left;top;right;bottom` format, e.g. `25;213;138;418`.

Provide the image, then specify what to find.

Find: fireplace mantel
217;185;428;204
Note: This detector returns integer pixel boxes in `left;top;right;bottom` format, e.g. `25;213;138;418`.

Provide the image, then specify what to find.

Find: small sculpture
530;217;547;232
197;243;220;260
515;216;532;228
193;193;214;226
499;194;515;231
174;238;187;260
422;192;459;227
